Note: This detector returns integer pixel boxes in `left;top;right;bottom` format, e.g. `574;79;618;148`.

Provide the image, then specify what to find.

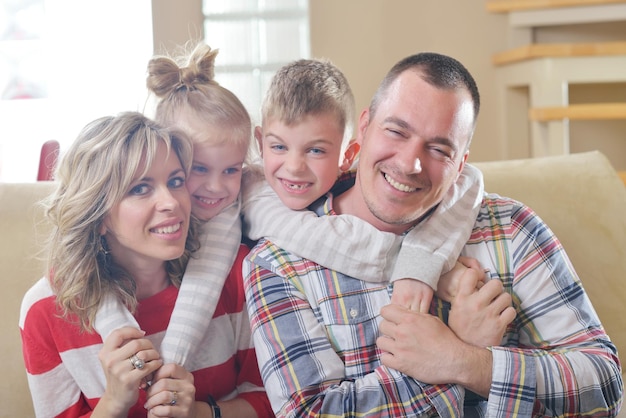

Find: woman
20;112;262;417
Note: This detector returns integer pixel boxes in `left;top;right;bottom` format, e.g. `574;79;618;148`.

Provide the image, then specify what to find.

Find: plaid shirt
243;192;623;417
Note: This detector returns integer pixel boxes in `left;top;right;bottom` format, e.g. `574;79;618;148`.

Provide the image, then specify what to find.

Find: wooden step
493;41;626;65
487;0;626;13
528;103;626;121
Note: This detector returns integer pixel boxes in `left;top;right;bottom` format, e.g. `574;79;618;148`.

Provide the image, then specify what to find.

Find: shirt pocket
315;282;390;371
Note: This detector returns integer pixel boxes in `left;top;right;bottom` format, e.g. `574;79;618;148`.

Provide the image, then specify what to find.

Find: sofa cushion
1;182;55;417
474;151;626;359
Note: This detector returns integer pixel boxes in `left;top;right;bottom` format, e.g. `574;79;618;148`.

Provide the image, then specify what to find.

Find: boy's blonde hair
146;42;252;159
260;58;355;155
45;111;199;332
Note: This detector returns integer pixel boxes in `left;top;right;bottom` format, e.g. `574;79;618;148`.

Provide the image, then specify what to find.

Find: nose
203;173;225;193
156;186;181;211
397;146;423;175
284;152;306;174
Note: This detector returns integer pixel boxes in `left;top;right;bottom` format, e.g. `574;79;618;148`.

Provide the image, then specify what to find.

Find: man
243;52;623;417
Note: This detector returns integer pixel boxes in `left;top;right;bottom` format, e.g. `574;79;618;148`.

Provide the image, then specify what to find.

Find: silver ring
129;353;145;370
170;391;178;406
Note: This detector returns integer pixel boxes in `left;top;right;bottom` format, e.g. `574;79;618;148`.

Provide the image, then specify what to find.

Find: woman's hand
145;363;197;417
96;326;163;416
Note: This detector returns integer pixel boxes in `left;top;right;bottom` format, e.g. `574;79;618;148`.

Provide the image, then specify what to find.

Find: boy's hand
391;278;434;313
436;256;485;302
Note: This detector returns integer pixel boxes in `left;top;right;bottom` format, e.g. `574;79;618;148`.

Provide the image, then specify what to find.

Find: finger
379;304;409;324
457;256;482;271
145;390;179;413
491;291;513;313
378;318;395;338
500;306;517;325
456;267;482;297
376;335;395;354
475;278;505;303
150;362;191;385
127;348;162;372
103;326;146;350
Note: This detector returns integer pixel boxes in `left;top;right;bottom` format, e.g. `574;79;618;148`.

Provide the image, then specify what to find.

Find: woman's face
101;141;191;274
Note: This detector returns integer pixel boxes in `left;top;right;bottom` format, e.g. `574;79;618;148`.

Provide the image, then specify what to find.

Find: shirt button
349;308;358;318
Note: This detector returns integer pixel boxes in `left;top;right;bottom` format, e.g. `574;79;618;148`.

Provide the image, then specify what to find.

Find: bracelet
206;394;222;418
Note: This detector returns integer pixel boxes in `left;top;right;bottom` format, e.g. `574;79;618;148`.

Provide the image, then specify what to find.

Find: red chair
37;140;60;181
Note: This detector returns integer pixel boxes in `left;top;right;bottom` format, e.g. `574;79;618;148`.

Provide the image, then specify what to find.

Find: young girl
92;44;272;417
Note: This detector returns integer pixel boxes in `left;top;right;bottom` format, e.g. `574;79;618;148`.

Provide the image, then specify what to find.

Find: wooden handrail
619;171;626;186
492;41;626;65
528;103;626;121
486;0;626;13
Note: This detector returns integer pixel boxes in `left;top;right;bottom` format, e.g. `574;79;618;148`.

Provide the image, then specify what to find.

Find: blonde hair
146;42;252;158
261;58;355;153
44;111;199;332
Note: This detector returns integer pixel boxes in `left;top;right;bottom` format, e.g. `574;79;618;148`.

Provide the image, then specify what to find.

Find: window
203;0;310;126
0;0;153;182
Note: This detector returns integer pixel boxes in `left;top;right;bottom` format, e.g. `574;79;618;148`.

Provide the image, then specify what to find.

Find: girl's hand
97;327;163;416
145;363;197;417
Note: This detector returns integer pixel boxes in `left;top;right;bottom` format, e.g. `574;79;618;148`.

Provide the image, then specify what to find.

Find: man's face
343;70;474;234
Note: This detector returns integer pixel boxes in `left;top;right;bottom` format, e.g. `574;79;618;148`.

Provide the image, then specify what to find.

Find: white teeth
384;174;417;193
283;180;310;190
152;223;181;234
287;183;308;190
198;196;220;205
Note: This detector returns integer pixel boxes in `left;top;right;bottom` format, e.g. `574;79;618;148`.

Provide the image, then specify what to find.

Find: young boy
242;58;484;311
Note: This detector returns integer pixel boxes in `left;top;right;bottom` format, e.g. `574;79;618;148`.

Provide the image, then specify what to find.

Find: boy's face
186;139;246;222
257;112;344;210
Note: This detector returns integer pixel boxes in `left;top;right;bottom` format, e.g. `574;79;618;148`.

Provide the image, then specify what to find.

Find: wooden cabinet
488;0;626;170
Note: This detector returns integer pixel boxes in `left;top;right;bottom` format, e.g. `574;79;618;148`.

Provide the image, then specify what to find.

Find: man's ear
455;151;469;182
340;139;361;172
254;126;263;156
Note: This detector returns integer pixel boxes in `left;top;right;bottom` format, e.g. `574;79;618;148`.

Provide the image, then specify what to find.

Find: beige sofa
2;150;625;417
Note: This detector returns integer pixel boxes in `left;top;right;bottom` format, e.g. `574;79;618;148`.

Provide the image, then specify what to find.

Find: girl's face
185;138;247;222
101;141;191;274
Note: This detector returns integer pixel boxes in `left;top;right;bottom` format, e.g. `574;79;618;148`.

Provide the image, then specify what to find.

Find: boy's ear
254;126;263;156
340;139;360;172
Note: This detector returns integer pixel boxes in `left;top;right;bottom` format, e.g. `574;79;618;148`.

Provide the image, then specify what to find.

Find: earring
99;236;110;256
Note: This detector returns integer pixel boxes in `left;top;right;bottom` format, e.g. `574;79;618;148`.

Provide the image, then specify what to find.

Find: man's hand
448;267;516;347
377;304;493;396
390;278;434;312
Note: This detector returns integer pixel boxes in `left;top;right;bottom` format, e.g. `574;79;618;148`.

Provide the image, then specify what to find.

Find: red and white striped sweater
19;245;272;418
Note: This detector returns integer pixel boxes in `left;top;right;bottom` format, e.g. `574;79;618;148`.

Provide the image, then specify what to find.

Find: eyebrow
135;168;186;183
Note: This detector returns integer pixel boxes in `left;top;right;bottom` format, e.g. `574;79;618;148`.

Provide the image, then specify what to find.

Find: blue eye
224;167;241;175
169;176;185;188
308;147;325;155
192;164;208;174
270;144;286;152
129;184;150;195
